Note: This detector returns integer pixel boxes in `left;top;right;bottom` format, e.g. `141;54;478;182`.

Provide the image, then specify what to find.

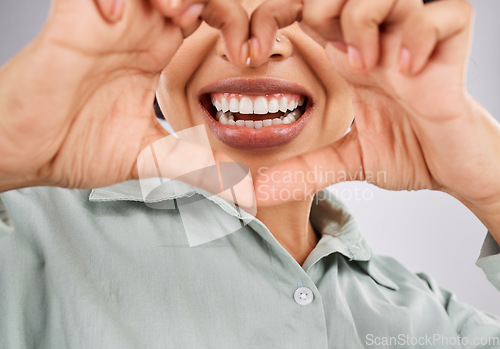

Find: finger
340;0;422;71
149;0;189;17
176;4;205;37
149;0;250;66
148;1;206;37
201;0;250;67
249;0;303;66
399;0;474;74
301;0;346;44
254;128;362;206
94;0;125;22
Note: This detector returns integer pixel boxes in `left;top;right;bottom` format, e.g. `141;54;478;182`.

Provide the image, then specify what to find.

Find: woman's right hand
0;0;249;191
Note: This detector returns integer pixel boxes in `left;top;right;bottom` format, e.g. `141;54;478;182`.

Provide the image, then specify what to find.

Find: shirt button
294;287;314;306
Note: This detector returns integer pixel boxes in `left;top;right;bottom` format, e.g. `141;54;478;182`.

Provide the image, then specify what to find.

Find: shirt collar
89;178;252;220
89;180;398;290
89;181;369;256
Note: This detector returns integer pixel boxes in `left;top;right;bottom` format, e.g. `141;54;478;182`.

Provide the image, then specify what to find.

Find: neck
256;198;319;266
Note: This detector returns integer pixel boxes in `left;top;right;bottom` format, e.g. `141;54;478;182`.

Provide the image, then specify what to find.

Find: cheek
322;84;354;144
156;74;187;131
299;92;352;153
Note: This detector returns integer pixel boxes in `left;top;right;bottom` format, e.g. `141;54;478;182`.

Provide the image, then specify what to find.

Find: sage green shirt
1;181;499;348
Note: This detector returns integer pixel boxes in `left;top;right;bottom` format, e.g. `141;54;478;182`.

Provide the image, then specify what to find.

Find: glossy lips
198;78;313;149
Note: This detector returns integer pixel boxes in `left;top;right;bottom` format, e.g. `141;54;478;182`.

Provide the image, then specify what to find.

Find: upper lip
197;77;313;102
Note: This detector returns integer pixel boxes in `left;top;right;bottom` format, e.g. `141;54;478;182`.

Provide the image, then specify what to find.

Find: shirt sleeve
415;232;500;348
0;196;14;238
476;232;500;292
417;272;500;348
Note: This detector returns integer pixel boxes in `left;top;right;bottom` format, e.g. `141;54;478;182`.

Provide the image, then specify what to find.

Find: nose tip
216;34;293;67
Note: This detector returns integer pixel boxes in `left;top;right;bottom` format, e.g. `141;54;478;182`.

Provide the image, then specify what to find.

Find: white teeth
239;97;253;114
229;98;239;113
254;97;269;115
268;99;280;113
279;97;288;113
221;98;230;113
211;94;305;127
215;110;224;121
263;119;273;127
213;100;222;112
282;115;295;124
213;95;305;116
287;110;300;119
214;111;298;128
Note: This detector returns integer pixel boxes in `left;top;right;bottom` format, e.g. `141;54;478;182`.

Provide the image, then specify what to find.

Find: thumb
254;127;363;206
94;0;125;22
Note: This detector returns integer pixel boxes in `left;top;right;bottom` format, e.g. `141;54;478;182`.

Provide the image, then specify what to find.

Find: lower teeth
215;109;302;128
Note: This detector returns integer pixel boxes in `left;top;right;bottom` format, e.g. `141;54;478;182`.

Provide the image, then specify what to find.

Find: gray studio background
1;0;499;316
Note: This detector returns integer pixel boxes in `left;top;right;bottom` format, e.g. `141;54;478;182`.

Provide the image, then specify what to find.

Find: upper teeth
211;94;305;115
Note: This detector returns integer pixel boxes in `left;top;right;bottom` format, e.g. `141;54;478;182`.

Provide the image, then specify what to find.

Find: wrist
0;172;40;193
477;206;500;246
461;197;500;245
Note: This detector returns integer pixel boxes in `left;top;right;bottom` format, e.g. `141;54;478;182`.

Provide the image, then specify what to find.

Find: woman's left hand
251;0;500;239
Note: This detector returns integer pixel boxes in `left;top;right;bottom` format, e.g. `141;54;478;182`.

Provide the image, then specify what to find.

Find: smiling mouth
207;93;308;128
198;78;314;149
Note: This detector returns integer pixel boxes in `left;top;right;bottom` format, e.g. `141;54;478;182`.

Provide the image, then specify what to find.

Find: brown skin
0;0;499;264
158;3;353;262
248;0;500;249
0;0;250;190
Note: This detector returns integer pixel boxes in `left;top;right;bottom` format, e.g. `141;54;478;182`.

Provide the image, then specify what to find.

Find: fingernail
240;41;249;67
347;46;365;70
399;48;412;73
329;41;348;53
109;0;125;22
178;3;204;27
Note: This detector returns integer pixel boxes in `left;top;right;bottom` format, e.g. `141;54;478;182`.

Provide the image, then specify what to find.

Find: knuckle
460;0;474;19
302;4;327;30
206;0;246;28
250;5;270;28
302;15;325;32
406;10;432;33
302;10;322;28
342;6;372;28
251;6;269;24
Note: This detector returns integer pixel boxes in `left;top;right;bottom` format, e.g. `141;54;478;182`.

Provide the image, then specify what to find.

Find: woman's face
157;0;353;174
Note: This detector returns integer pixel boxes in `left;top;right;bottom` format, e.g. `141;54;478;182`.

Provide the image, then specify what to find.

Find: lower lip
199;101;313;150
